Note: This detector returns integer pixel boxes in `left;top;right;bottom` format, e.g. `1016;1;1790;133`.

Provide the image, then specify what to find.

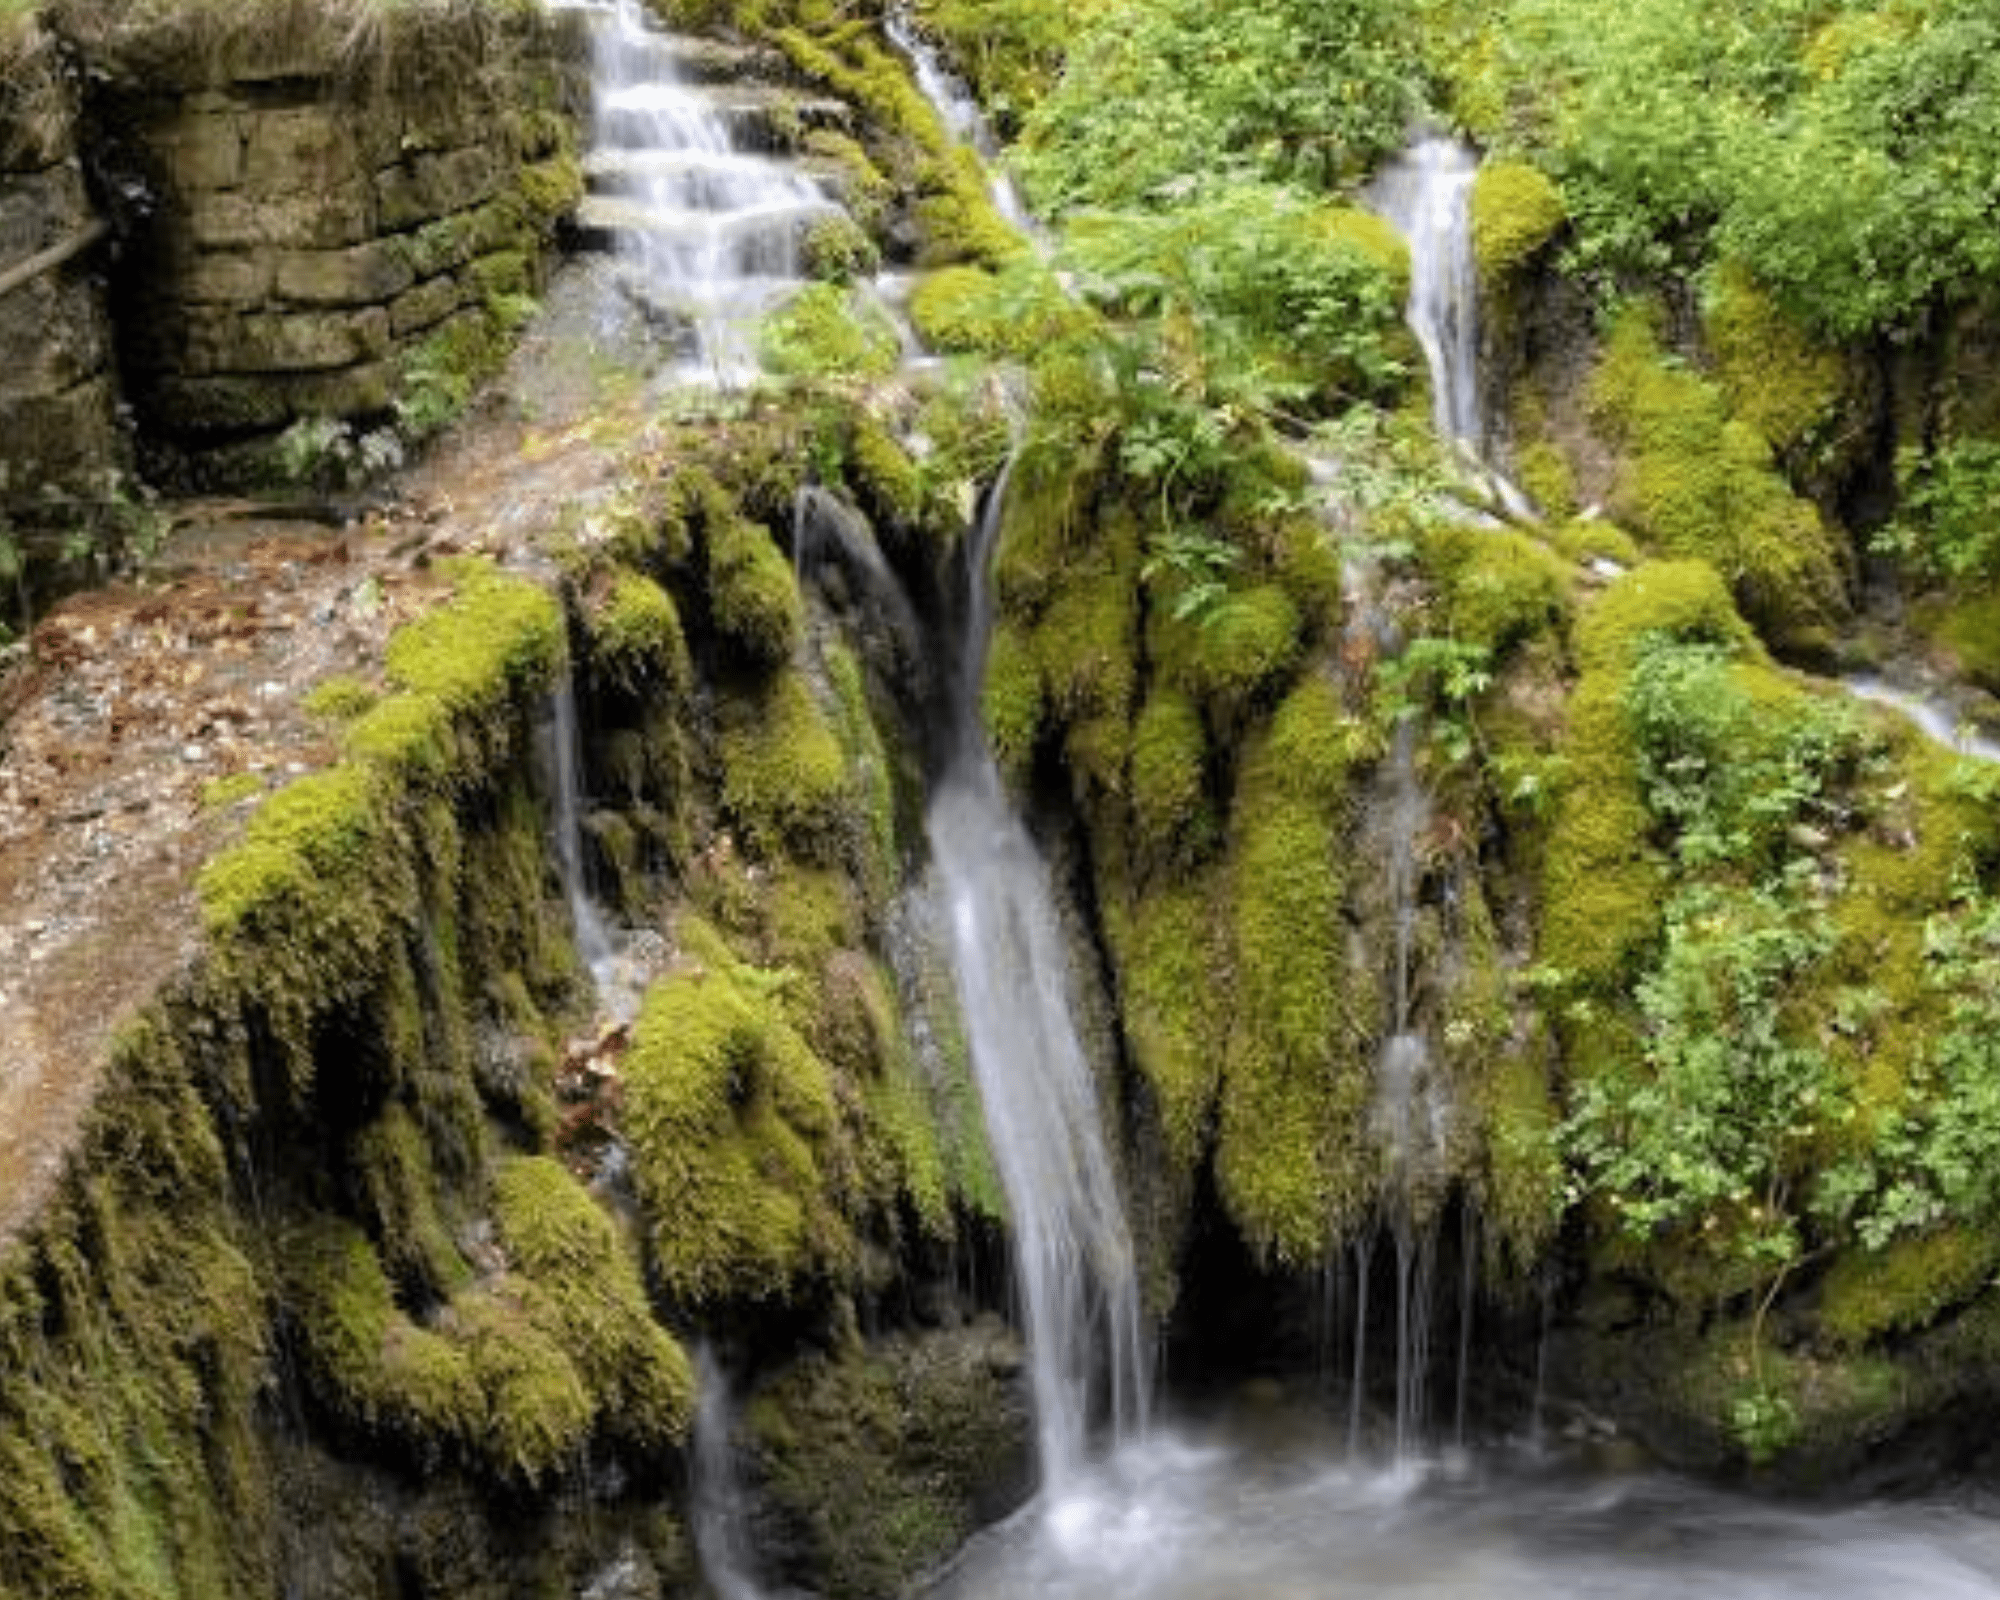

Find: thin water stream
924;461;1150;1491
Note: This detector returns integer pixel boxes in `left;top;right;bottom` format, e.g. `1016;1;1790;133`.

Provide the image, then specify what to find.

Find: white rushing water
691;1348;767;1600
924;462;1150;1491
921;1421;2000;1600
884;8;1033;232
1846;674;2000;764
1369;137;1482;454
563;0;841;382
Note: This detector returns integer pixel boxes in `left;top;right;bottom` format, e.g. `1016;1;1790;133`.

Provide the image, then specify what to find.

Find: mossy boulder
1470;160;1566;287
1586;305;1850;657
1701;260;1850;458
620;921;849;1304
759;282;900;382
747;1323;1031;1600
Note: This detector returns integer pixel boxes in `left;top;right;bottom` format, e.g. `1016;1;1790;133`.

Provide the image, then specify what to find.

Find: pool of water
918;1418;2000;1600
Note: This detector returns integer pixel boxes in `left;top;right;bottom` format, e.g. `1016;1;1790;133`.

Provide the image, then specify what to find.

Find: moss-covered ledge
0;558;699;1599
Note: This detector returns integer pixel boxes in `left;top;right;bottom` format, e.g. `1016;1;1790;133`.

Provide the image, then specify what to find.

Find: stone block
0;378;127;488
180;250;273;304
388;272;464;338
196;305;392;374
147;373;290;433
159;112;245;192
402;198;514;279
285;360;396;420
183;183;373;250
0;272;113;396
274;240;415;306
377;145;504;230
241;106;361;195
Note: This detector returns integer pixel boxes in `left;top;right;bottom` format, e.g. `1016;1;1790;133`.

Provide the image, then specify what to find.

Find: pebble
182;744;206;763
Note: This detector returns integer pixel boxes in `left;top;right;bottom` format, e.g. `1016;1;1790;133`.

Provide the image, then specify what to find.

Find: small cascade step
582;147;842;209
596;84;853;155
568;193;840;269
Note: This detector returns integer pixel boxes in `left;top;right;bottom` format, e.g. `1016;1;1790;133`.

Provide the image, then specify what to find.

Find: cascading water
924;458;1150;1490
1369;137;1482;455
1846;673;2000;764
561;0;842;381
884;9;1033;233
690;1348;766;1600
547;670;616;979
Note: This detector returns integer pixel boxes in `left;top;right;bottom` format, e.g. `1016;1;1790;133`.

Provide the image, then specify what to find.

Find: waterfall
561;0;843;382
548;671;615;978
884;8;1033;233
924;460;1150;1490
1846;673;2000;764
690;1348;767;1600
1368;137;1482;454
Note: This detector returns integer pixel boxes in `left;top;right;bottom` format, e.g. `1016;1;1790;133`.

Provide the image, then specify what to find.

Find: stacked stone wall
0;25;128;520
89;6;588;481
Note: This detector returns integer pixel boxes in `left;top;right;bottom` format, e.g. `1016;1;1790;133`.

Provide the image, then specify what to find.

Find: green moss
352;1104;466;1299
1821;1227;2000;1349
804;129;895;236
196;762;390;938
1515;441;1580;522
620;921;849;1302
801;212;882;283
1420;521;1573;661
1586;305;1848;653
760;283;900;382
1702;260;1847;456
1470;161;1566;287
1264;513;1346;642
199;771;265;811
1481;1046;1562;1262
1542;562;1754;992
748;1330;1027;1600
1128;690;1212;867
980;620;1046;785
385;561;564;721
449;1283;594;1485
1157;583;1303;719
707;494;804;670
588;570;690;696
1546;515;1641;568
1927;592;2000;694
909;260;1081;358
492;1156;696;1448
302;673;379;722
1313;205;1412;301
719;669;854;863
1215;683;1368;1260
287;1216;483;1445
512;151;584;226
823;641;897;908
847;417;925;530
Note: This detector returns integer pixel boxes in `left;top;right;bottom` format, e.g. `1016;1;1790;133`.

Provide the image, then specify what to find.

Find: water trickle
560;0;843;382
1369;137;1482;454
548;671;615;979
691;1347;767;1600
884;9;1033;233
924;458;1150;1489
1846;673;2000;764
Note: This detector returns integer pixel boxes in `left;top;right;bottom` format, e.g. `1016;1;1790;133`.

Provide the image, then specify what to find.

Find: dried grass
44;0;551;95
0;14;74;172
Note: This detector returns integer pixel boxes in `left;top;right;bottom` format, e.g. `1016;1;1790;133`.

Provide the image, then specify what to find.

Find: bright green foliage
1820;1227;2000;1348
759;283;901;382
1470;160;1566;286
1063;185;1411;409
1587;305;1847;653
1018;0;1421;209
1880;437;2000;586
1128;689;1213;868
912;0;1068;132
620;921;848;1302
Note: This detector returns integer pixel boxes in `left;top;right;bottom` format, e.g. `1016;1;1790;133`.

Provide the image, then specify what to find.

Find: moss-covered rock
759;282;901;382
719;668;856;864
1701;260;1849;458
620;920;849;1304
1585;305;1850;656
747;1323;1030;1600
1470;160;1566;287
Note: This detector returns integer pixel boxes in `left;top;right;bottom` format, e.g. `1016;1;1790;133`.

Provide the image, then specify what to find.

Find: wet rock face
0;28;128;521
744;1318;1033;1600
